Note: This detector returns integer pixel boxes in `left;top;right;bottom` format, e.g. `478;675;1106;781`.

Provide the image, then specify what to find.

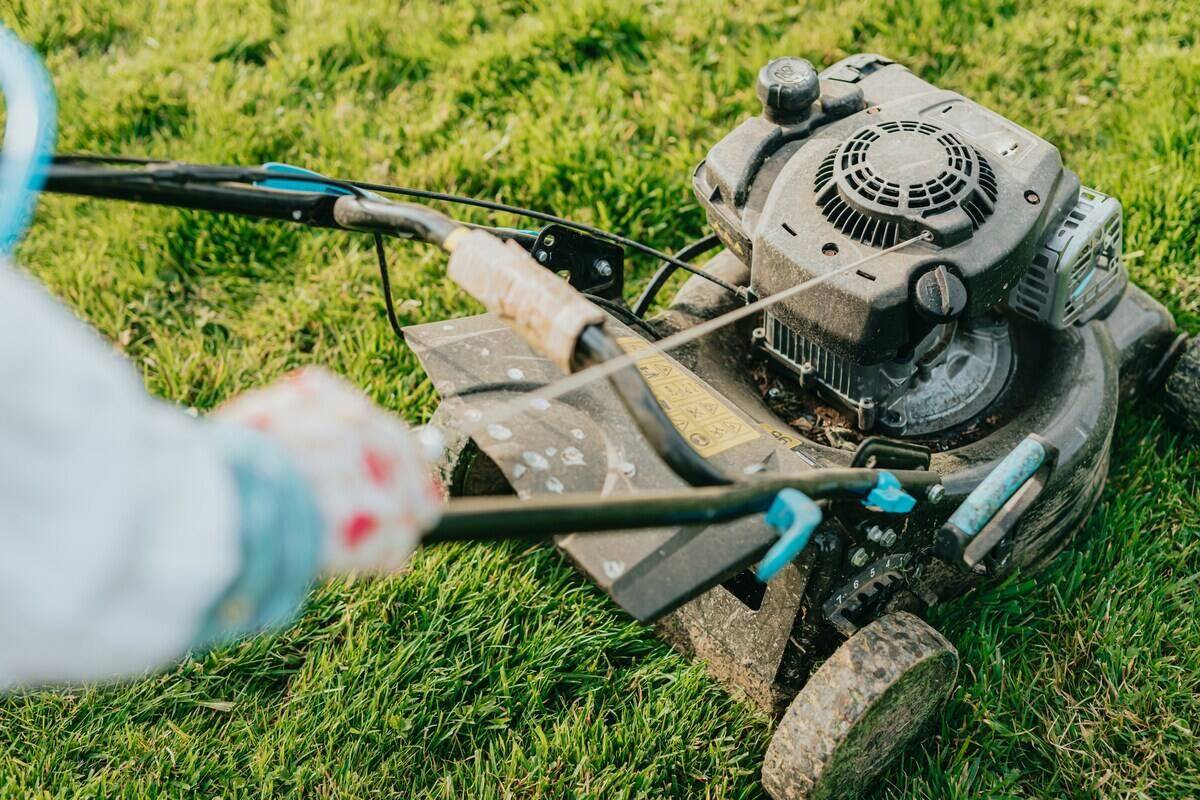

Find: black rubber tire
1164;336;1200;433
761;612;958;800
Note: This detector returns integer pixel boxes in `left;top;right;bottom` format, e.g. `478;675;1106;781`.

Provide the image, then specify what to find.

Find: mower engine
696;54;1127;437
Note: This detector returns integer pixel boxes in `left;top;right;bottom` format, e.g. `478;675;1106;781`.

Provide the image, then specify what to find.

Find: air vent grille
1009;187;1125;329
814;119;999;247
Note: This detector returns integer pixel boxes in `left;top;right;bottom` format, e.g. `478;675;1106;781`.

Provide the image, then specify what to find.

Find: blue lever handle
256;162;354;196
757;489;823;583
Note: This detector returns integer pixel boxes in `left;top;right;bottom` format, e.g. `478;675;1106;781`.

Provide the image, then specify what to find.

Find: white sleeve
0;261;241;687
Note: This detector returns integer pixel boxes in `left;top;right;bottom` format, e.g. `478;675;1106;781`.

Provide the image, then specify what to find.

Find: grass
1;0;1198;796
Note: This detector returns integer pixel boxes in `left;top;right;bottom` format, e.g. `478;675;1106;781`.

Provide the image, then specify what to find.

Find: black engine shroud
695;53;1079;365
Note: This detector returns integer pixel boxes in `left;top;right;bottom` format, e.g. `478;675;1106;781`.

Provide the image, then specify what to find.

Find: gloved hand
217;367;443;573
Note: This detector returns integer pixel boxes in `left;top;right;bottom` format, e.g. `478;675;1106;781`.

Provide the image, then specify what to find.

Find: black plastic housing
694;54;1080;364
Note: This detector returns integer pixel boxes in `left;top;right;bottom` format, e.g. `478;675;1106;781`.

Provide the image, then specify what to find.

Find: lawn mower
10;25;1199;798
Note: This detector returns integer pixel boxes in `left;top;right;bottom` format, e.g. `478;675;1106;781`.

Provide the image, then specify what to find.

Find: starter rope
455;232;932;437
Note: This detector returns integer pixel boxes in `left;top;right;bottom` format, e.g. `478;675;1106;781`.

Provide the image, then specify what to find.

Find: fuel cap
756;57;819;125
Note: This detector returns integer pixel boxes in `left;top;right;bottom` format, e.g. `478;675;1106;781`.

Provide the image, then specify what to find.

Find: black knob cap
913;265;967;322
756;57;820;124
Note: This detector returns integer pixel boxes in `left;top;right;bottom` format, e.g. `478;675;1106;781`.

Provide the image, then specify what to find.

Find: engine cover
694;54;1080;365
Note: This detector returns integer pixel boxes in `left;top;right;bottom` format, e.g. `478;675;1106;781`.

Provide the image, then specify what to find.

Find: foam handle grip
446;229;606;373
946;436;1046;538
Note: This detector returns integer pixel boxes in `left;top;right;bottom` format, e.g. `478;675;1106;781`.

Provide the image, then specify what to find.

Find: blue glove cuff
194;422;324;650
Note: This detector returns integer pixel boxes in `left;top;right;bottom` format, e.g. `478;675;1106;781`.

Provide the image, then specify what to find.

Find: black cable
52;156;741;299
631;233;723;318
575;324;731;487
341;179;744;300
582;293;661;340
374;234;405;340
52;153;166;165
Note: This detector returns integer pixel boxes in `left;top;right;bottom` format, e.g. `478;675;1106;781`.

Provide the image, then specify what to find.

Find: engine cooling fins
814;119;999;248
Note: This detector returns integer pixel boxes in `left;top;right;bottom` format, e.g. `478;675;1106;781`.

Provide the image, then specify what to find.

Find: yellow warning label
760;422;804;450
617;337;760;458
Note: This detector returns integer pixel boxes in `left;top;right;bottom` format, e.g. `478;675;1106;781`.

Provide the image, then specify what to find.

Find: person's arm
0;261;440;688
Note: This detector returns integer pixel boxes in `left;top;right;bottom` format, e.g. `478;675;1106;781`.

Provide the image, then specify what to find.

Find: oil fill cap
913;265;967;321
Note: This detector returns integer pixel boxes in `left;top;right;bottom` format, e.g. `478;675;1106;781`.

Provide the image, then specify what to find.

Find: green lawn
2;0;1198;796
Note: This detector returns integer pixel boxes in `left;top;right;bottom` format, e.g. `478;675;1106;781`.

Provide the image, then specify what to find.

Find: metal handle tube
425;468;940;543
43;166;343;228
332;195;460;248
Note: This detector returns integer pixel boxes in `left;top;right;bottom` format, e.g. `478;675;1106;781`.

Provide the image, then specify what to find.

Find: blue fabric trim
194;422;324;650
0;26;58;253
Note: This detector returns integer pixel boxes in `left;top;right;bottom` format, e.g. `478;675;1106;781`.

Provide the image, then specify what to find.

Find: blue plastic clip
863;470;917;513
256;162;354;196
757;489;823;583
0;26;58;253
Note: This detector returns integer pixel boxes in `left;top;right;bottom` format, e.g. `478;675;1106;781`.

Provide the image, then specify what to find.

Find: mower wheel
1164;335;1200;433
761;612;958;800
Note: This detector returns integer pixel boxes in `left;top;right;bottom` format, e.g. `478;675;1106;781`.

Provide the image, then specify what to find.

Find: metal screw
535;250;549;264
880;529;898;548
767;386;783;399
926;484;945;504
594;259;612;277
543;234;555;247
850;547;870;567
866;525;885;543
